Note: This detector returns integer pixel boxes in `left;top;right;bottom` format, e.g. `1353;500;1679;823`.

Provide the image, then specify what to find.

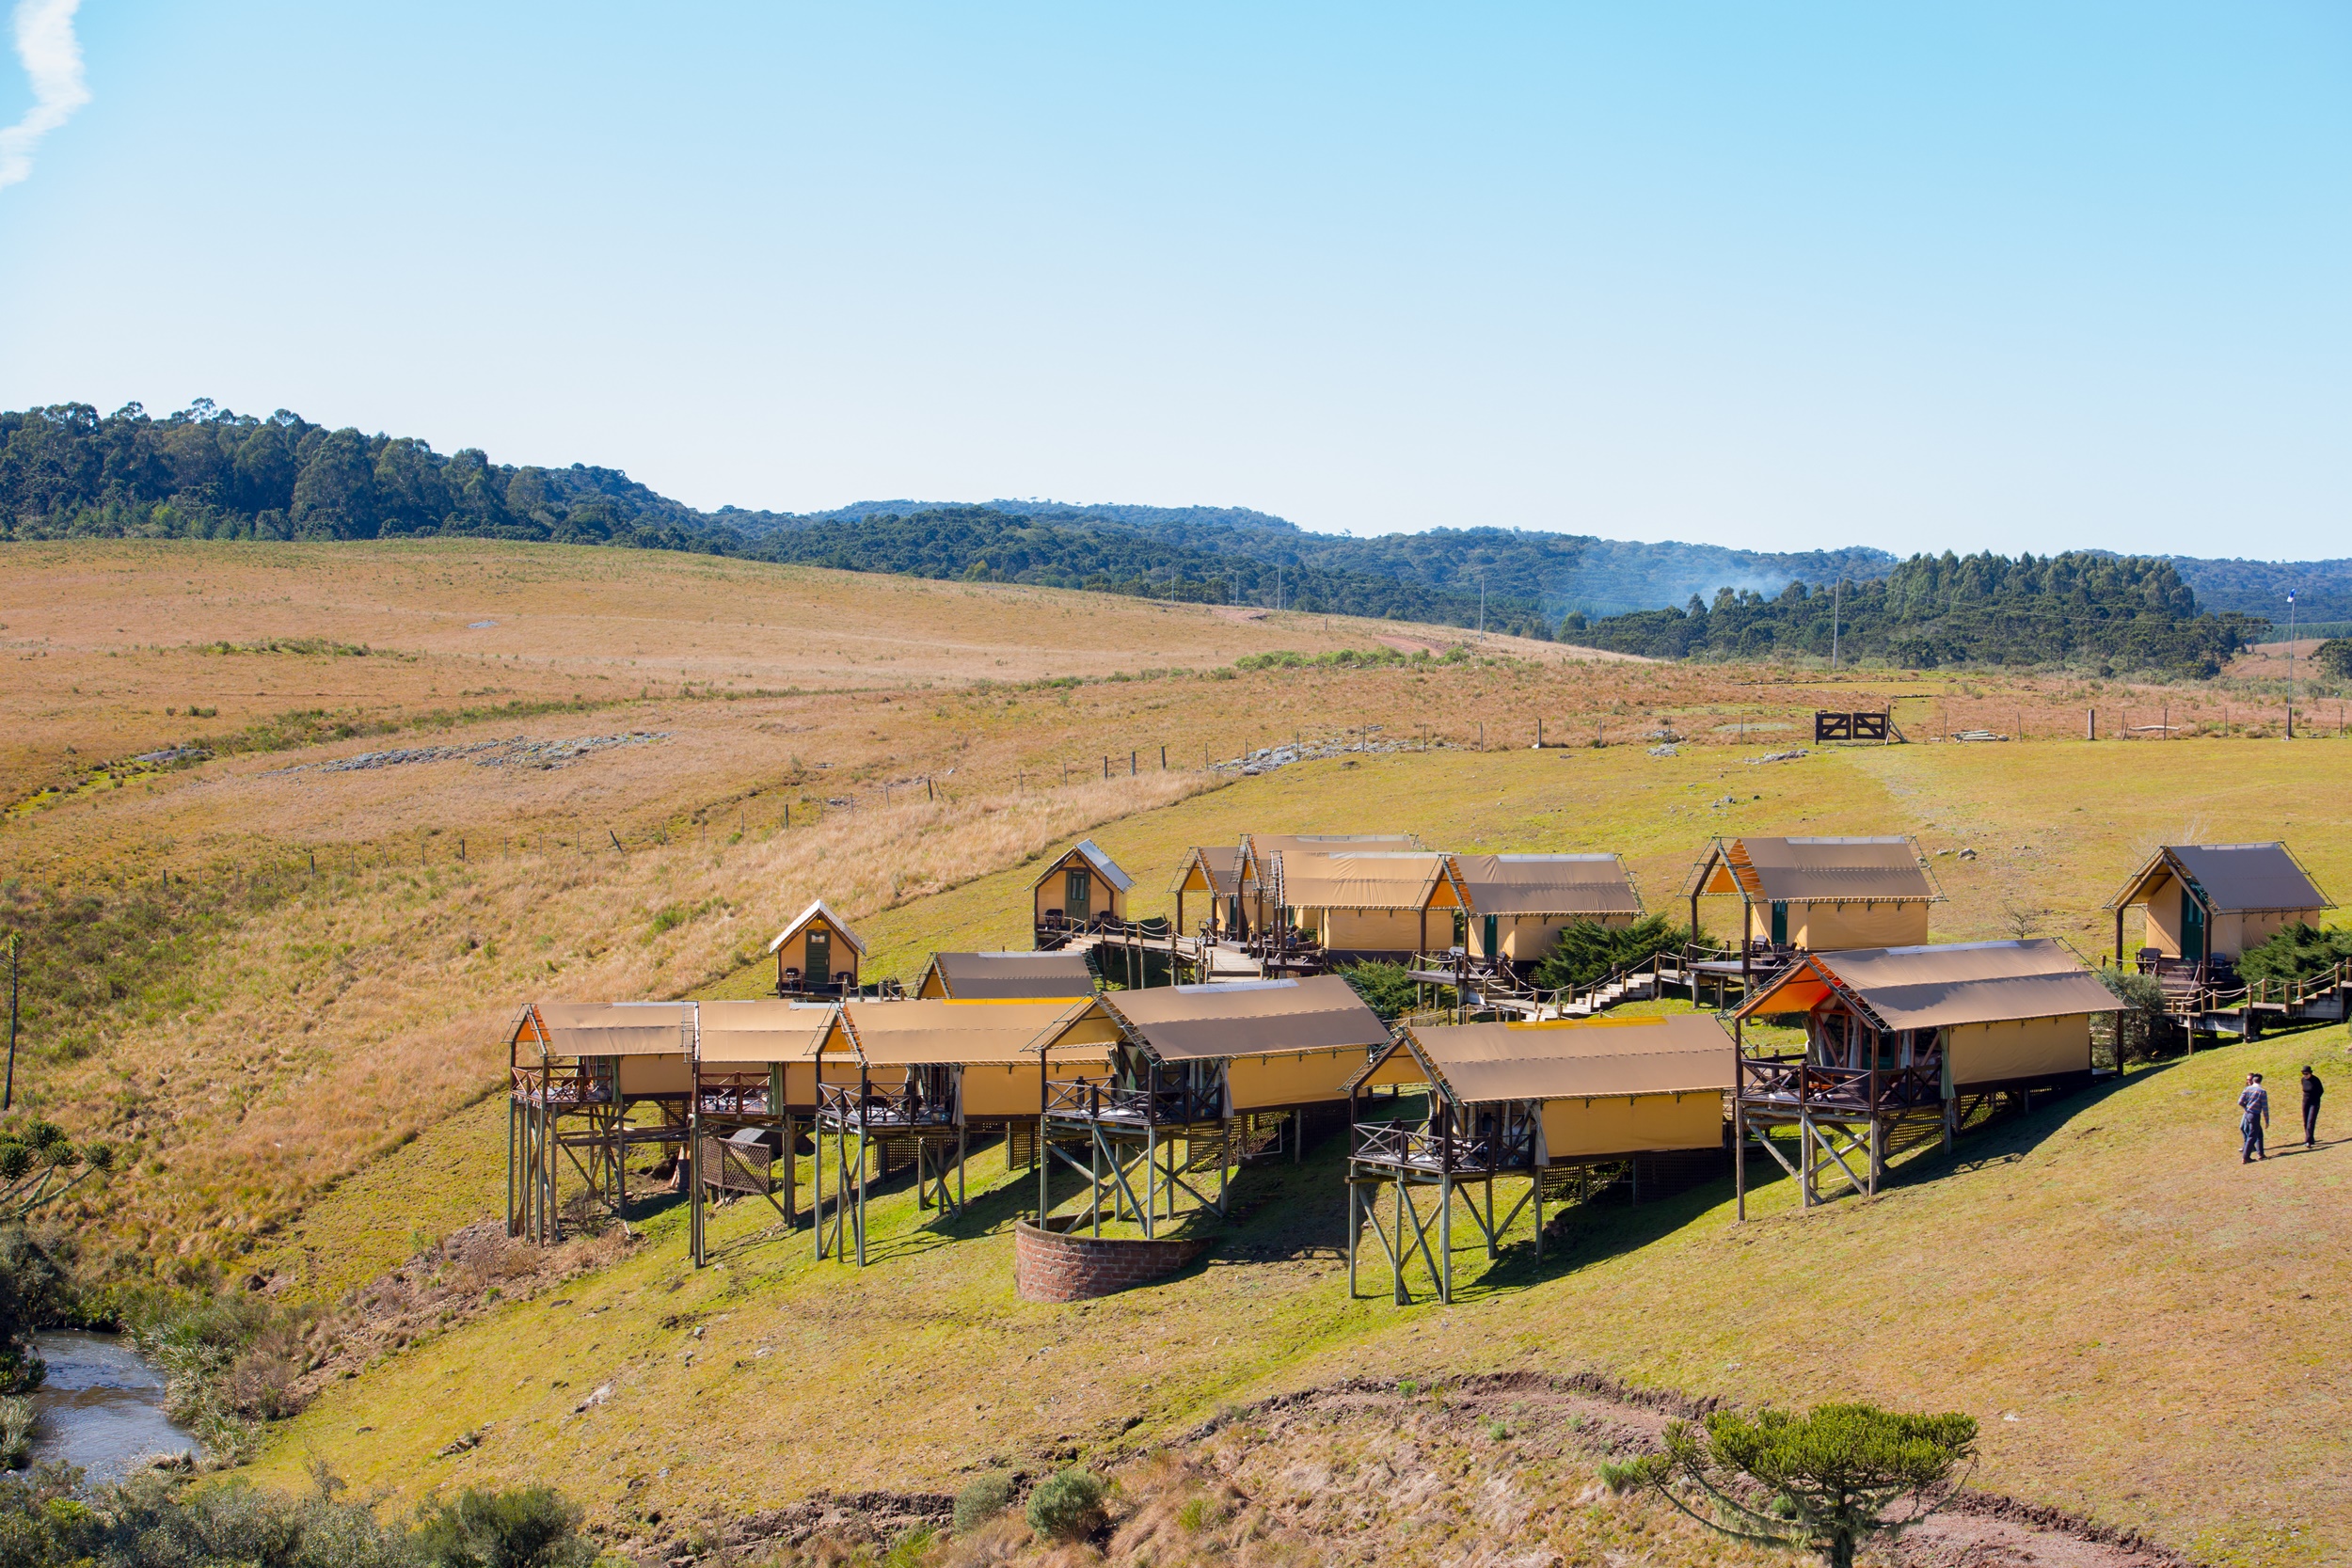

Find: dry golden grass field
6;540;2348;1567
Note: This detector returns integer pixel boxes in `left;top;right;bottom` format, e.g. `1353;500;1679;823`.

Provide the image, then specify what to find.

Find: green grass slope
247;739;2352;1566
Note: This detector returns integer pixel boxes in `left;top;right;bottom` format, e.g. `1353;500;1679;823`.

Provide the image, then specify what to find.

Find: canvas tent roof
1277;851;1461;911
1033;839;1134;894
694;999;834;1064
1735;939;2117;1031
1168;845;1244;897
520;1002;692;1058
2106;843;2329;915
836;999;1111;1067
1089;976;1389;1063
1451;853;1643;917
1368;1014;1733;1103
922;951;1097;999
1686;836;1938;905
765;897;867;957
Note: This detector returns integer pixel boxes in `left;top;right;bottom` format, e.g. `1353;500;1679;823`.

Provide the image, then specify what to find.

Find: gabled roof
1239;832;1421;887
1168;845;1244;898
1451;853;1644;918
1034;838;1134;894
1685;836;1939;905
1734;939;2117;1031
2106;843;2329;916
1362;1014;1732;1103
765;897;867;958
516;1002;692;1058
1276;851;1464;912
834;998;1112;1067
921;950;1097;1000
694;999;834;1064
1087;975;1390;1063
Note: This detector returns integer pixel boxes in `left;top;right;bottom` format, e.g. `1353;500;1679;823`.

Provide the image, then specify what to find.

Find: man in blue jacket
2239;1072;2270;1163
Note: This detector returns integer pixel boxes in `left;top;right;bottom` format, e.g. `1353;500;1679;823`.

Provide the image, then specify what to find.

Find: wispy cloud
0;0;89;194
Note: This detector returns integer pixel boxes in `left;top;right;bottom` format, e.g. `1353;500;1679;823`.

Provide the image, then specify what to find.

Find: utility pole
1831;579;1840;671
2286;588;2297;738
5;932;18;1113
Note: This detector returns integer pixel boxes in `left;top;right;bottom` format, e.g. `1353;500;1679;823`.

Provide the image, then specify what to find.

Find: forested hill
0;400;2333;640
1557;552;2267;676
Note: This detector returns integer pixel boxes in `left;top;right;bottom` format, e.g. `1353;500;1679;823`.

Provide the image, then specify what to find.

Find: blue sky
0;3;2345;556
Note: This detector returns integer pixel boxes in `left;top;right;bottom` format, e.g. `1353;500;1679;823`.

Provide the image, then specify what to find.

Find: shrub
1604;1401;1978;1568
2315;638;2352;681
2097;967;2170;1062
1533;915;1708;991
414;1484;596;1568
1176;1497;1215;1533
1338;960;1423;1020
0;1397;34;1469
951;1472;1015;1531
2238;922;2352;988
1024;1466;1106;1541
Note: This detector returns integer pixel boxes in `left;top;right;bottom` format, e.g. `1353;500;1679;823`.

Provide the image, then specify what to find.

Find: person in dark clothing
2302;1066;2324;1149
2239;1072;2270;1163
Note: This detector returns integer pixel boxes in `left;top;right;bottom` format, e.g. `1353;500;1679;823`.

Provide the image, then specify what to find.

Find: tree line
1557;550;2266;676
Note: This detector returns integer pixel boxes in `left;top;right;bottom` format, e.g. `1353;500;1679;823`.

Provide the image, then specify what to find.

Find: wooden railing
1044;1077;1218;1127
513;1068;612;1108
695;1071;772;1117
817;1079;954;1132
1738;1054;1942;1115
1352;1117;1534;1175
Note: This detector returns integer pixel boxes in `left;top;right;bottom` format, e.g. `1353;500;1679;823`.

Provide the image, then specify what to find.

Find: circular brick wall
1014;1220;1208;1303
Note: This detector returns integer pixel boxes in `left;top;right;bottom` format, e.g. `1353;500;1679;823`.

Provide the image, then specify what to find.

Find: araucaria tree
1602;1402;1978;1568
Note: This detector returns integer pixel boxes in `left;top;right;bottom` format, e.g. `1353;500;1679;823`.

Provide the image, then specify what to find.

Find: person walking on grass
2240;1071;2270;1163
2302;1065;2324;1149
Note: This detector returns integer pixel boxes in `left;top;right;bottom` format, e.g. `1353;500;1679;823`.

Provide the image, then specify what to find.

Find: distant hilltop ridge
0;400;2340;632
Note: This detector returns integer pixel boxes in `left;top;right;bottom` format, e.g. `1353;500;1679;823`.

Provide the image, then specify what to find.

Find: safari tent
766;898;866;995
811;998;1118;1264
1728;938;2119;1211
1274;851;1469;960
685;999;835;1265
1684;835;1940;967
506;1001;694;1244
1238;832;1421;934
1168;845;1247;938
1029;974;1390;1236
1343;1014;1731;1301
917;950;1097;999
2104;842;2329;967
1450;853;1645;963
1032;839;1134;942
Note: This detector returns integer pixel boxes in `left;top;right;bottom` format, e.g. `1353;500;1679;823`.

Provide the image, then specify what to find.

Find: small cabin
1355;1012;1733;1165
1168;846;1247;938
824;997;1117;1127
692;998;836;1115
1273;851;1466;960
2104;843;2329;967
1039;974;1391;1127
1735;939;2117;1095
1239;833;1421;933
917;950;1098;999
1032;839;1134;941
1451;853;1645;962
1685;835;1939;952
767;899;866;995
514;1000;695;1101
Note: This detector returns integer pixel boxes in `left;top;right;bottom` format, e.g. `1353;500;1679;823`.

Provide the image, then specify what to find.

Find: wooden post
2087;707;2096;740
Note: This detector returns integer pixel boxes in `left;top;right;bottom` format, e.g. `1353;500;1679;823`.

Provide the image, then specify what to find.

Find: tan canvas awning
1277;852;1462;911
2106;843;2328;915
1380;1014;1733;1103
1240;832;1420;888
1094;976;1389;1062
522;1002;692;1058
1685;836;1938;905
694;999;834;1064
1032;838;1135;895
837;998;1113;1066
1451;853;1643;917
1736;939;2117;1030
921;951;1097;999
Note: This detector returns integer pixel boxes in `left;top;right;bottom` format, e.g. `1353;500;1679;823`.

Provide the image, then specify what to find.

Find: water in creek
28;1331;198;1483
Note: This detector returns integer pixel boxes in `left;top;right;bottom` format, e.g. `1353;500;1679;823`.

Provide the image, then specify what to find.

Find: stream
28;1332;197;1483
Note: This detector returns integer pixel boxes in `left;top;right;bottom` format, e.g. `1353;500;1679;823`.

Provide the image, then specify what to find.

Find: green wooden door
804;927;832;988
1770;902;1789;945
1482;914;1500;958
1065;866;1091;923
2180;889;2206;963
